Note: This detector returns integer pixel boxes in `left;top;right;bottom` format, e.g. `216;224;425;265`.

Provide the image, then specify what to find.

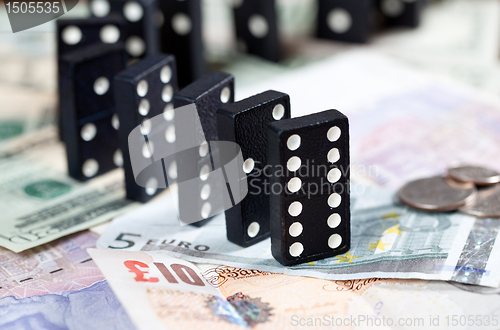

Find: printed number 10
124;260;205;286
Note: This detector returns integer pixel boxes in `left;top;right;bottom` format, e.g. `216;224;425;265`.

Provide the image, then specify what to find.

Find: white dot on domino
328;193;341;208
289;222;303;237
328;234;342;249
327;126;341;142
288;201;302;217
247;222;260;238
289;242;303;257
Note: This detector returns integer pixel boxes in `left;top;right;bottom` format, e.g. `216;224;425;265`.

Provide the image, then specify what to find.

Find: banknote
0;231;104;299
0;128;137;252
236;50;500;189
96;183;500;288
89;249;500;330
0;84;56;147
0;231;135;330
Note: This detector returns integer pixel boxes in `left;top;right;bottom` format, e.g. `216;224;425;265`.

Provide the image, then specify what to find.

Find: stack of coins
398;165;500;218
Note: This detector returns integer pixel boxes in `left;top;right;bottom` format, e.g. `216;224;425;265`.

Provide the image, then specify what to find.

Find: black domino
217;91;291;247
56;16;128;141
59;43;127;181
378;0;423;28
114;54;178;202
268;110;350;266
316;0;375;43
88;0;160;58
232;0;281;62
174;72;234;226
158;0;204;87
57;16;127;58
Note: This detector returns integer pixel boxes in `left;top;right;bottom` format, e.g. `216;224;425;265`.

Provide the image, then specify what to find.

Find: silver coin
448;165;500;186
459;184;500;218
398;176;476;211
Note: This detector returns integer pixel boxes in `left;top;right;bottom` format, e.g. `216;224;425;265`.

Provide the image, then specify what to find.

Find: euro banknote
97;183;500;288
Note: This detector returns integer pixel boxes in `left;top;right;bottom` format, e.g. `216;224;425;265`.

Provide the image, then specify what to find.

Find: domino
88;0;160;58
158;0;204;87
316;0;375;43
217;90;291;247
174;72;234;226
57;16;127;58
378;0;423;28
114;54;178;202
267;110;350;266
59;43;127;181
56;16;127;141
232;0;281;62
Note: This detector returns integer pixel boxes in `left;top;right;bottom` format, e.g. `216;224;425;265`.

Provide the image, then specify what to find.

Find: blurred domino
59;43;127;181
88;0;160;58
232;0;281;62
378;0;424;28
158;0;204;87
316;0;374;43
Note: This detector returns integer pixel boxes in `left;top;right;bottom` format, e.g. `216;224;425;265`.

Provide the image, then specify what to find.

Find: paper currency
235;50;500;189
0;128;137;252
96;183;500;288
0;231;135;330
0;231;104;299
90;249;500;330
0;84;56;147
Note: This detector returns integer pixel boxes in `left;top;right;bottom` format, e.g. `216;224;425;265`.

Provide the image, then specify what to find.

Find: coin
398;176;477;211
448;165;500;186
459;184;500;218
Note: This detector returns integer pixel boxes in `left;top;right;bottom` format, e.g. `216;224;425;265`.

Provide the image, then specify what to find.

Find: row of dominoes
59;45;350;265
58;0;424;81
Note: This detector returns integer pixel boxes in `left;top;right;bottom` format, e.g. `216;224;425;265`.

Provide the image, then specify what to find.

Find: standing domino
159;0;204;87
88;0;160;58
378;0;423;28
174;72;234;226
56;16;127;141
114;54;178;202
316;0;374;43
217;91;291;247
268;110;350;266
59;43;127;181
232;0;281;62
57;16;127;57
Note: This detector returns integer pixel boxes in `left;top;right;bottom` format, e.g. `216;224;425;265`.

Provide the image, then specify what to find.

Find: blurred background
0;0;499;147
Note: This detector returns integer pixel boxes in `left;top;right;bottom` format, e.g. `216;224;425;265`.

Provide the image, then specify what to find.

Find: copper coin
448;165;500;186
459;184;500;218
398;176;476;211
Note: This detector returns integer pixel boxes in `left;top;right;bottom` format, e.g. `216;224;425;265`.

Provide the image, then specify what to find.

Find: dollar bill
0;128;137;253
89;248;500;330
96;183;500;288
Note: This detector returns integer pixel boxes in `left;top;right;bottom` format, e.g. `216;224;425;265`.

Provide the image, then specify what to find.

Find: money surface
90;249;500;330
97;184;500;288
0;231;103;299
0;231;135;330
236;50;500;189
0;128;137;252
